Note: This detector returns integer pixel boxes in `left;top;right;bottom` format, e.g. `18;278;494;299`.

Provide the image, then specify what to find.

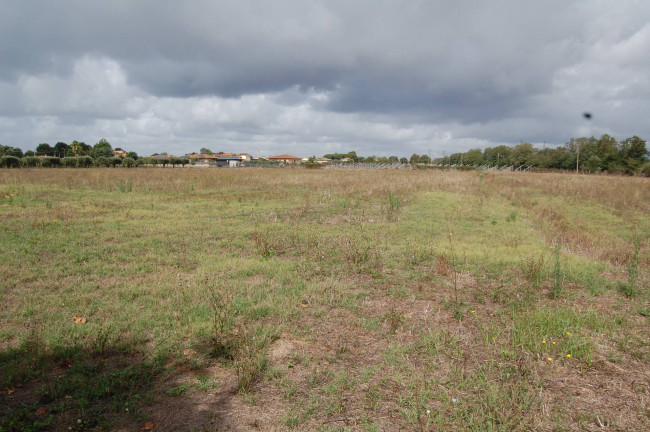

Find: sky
1;0;650;158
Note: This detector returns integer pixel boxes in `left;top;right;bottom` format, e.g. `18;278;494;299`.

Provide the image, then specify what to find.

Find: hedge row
0;156;191;168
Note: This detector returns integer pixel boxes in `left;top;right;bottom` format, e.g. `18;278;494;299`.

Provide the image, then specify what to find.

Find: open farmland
1;168;649;431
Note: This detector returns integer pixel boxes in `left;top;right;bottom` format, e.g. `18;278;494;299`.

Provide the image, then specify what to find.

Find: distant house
187;153;219;165
268;154;302;164
113;150;127;158
340;157;354;163
316;157;332;164
217;155;243;167
150;153;173;159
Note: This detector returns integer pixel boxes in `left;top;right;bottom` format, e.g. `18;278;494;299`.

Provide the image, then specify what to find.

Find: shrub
122;157;135;167
63;157;78;167
109;157;122;167
78;156;93;167
95;156;110;167
21;156;41;167
0;155;21;168
639;161;650;177
44;157;61;167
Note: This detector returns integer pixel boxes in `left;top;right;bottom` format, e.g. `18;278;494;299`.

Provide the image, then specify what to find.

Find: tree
620;136;647;160
509;142;537;167
127;151;139;160
419;154;431;164
484;145;511;167
93;138;113;158
36;143;54;156
0;145;24;158
596;134;619;168
70;140;90;156
53;142;69;158
200;148;213;155
122;157;135;167
583;155;602;172
399;157;408;164
464;149;484;165
346;151;358;161
409;154;420;164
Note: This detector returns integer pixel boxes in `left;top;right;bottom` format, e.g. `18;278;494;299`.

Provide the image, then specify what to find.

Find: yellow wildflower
566;354;572;358
547;357;553;362
542;340;546;344
566;332;572;336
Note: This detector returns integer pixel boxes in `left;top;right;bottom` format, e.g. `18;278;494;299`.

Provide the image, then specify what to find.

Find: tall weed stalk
550;243;564;299
446;221;462;320
622;233;642;297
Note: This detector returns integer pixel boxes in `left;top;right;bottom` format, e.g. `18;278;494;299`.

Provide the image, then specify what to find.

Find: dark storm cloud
1;0;649;156
1;2;578;111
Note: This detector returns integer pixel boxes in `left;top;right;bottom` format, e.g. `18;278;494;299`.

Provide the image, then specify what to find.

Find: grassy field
1;167;648;431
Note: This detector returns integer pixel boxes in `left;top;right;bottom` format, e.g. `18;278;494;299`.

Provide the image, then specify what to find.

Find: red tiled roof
269;154;302;160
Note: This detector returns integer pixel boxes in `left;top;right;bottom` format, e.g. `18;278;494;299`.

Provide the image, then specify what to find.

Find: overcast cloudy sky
1;0;649;157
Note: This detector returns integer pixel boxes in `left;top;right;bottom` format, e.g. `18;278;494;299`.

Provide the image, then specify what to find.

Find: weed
166;383;191;396
385;305;404;335
445;222;462;320
521;252;546;290
398;382;432;432
363;385;381;411
205;276;237;357
251;229;275;258
386;190;401;221
550;243;565;299
233;324;271;393
621;233;642;297
282;412;301;428
116;177;134;193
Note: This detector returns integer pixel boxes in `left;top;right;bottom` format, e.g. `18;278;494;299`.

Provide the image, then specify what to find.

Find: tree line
425;135;648;175
0;139;190;168
2;134;648;174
